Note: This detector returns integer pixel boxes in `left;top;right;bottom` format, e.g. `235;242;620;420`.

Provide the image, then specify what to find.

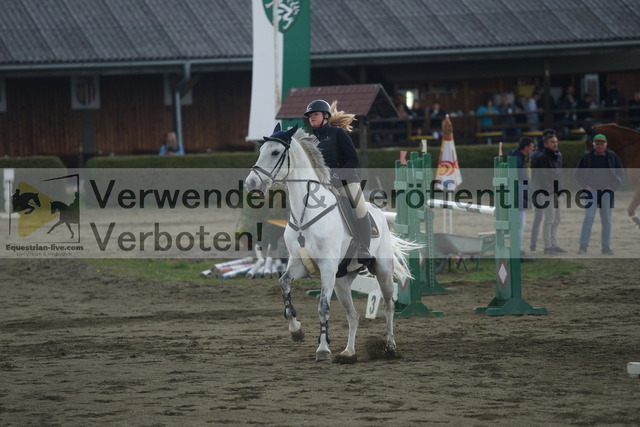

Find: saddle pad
334;193;380;239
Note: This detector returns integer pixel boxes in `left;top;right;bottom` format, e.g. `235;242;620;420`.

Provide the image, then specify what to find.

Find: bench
475;131;503;145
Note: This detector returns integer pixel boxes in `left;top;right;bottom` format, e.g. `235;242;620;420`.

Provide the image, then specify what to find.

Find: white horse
244;124;418;363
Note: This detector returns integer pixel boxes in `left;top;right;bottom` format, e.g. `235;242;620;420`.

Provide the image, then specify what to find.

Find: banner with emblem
434;115;463;191
247;0;310;141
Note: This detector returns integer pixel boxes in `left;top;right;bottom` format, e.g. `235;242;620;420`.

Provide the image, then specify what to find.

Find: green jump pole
474;156;547;316
394;152;445;318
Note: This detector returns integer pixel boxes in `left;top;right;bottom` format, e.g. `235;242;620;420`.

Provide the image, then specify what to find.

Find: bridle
249;137;292;186
249;135;337;247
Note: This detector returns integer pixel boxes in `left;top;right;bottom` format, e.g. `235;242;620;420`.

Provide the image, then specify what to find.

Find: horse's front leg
315;264;338;362
280;258;308;342
332;272;360;364
47;220;62;234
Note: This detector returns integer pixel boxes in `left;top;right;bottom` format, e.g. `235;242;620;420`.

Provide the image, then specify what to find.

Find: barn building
1;0;639;166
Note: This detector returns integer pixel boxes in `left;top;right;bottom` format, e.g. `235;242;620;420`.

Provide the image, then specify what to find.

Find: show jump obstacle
393;151;548;317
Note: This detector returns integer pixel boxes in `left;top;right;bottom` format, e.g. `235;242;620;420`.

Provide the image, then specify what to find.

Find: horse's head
49;201;56;214
245;123;299;193
32;193;41;207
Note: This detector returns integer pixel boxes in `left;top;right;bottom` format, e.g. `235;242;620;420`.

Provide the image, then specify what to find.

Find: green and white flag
247;0;310;141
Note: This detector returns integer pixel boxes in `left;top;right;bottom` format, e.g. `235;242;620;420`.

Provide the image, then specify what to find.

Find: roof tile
0;0;638;65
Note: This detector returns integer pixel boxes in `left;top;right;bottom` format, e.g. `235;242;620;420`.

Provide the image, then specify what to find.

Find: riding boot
354;215;373;265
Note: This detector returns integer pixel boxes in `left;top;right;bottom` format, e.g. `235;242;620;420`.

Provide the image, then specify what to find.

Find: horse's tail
329;100;356;133
389;232;422;281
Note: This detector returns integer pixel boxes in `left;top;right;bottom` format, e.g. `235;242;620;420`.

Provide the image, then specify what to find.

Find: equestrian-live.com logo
8;173;81;245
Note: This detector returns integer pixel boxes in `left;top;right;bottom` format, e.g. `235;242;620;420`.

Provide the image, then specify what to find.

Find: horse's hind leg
66;222;75;239
377;262;398;356
280;258;308;342
333;272;360;363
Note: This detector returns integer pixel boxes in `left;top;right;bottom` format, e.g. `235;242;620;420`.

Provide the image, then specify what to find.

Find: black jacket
312;124;360;185
531;147;564;194
507;148;531;209
574;150;624;190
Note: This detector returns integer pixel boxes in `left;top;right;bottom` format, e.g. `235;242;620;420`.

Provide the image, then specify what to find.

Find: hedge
78;139;590;170
0;156;66;168
84;152;258;169
365;139;586;169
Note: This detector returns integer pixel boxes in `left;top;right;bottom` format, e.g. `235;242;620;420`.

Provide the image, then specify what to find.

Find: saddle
292;189;380;279
330;187;380;239
330;188;379;278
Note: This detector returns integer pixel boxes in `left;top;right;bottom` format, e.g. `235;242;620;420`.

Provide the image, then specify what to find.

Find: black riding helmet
304;99;331;118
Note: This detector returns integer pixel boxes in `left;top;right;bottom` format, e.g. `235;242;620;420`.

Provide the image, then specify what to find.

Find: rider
304;99;372;264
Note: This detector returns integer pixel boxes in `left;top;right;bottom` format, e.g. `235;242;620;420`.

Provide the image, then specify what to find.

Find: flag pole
435;115;462;234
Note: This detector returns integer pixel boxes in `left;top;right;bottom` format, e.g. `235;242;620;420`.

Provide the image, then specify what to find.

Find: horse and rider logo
10;175;80;240
262;0;301;32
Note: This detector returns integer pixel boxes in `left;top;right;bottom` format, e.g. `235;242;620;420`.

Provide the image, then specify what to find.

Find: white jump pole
427;199;495;215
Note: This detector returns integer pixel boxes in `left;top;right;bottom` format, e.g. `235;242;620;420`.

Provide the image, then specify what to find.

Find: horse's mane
328;100;356;133
293;128;331;184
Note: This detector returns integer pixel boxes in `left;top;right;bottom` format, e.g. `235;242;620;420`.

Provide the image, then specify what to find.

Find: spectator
409;100;426;134
531;132;566;255
574;134;624;255
556;85;578;124
158;131;184;155
576;93;596;123
529;128;557;252
395;101;410;142
508;137;536;260
603;81;625;121
515;95;528;125
427;101;446;140
496;93;521;140
475;96;499;128
525;90;542;131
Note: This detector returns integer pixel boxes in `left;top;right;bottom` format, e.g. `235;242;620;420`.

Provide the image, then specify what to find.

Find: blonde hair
328;100;356;133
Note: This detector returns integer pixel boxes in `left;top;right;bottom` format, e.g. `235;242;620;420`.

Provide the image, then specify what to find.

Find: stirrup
357;246;373;265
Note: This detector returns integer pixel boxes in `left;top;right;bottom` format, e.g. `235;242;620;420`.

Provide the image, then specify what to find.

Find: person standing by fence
529;128;557;252
574;134;624;255
525;90;542;131
508;137;535;260
531;132;566;255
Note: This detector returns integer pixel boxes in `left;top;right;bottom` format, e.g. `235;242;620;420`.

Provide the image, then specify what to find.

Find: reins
249;136;337;247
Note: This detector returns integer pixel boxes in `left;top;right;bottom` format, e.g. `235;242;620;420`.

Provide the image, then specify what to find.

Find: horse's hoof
364;337;401;360
290;329;305;342
315;350;331;362
333;353;358;364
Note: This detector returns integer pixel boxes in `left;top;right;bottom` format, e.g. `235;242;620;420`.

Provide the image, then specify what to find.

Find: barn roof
1;0;639;72
276;84;398;119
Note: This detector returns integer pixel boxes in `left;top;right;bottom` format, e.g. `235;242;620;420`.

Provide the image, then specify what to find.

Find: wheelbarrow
434;233;485;272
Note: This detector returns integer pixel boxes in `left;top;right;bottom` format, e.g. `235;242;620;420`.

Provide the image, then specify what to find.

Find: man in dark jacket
574;134;624;255
603;81;626;121
529;129;557;251
508;137;535;258
531;133;566;255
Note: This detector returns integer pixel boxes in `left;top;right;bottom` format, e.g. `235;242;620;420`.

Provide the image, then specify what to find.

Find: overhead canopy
276;84;398;120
